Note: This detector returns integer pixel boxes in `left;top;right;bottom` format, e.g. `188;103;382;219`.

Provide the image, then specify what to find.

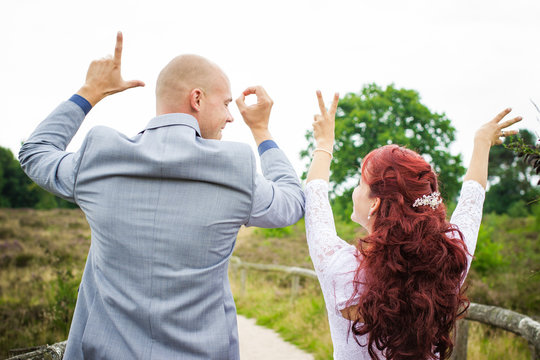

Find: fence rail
230;256;540;360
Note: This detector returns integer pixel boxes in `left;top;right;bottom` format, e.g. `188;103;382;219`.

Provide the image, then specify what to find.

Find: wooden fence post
450;319;469;360
290;275;300;302
240;268;247;296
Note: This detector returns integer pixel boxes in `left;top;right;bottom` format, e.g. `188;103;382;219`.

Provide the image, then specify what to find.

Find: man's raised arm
18;32;144;201
236;86;305;228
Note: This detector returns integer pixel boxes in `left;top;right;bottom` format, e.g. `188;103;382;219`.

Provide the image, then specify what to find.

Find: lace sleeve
305;179;352;274
450;180;486;274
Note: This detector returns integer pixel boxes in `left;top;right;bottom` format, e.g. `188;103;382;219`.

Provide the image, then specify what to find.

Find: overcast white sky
2;0;540;177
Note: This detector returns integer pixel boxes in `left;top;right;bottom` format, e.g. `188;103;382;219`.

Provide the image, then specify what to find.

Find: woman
304;91;522;360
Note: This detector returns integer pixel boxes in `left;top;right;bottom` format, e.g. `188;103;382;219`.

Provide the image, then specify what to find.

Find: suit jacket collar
141;113;201;137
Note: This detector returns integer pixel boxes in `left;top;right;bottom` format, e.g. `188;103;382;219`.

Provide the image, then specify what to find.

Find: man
19;32;304;359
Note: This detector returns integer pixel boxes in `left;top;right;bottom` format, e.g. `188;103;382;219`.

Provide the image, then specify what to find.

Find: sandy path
237;315;315;360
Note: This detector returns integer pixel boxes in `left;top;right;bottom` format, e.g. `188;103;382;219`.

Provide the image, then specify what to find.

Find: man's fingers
114;31;123;65
242;86;272;104
329;92;339;116
242;87;257;96
492;107;512;123
124;80;145;89
316;90;327;115
235;94;247;112
242;86;266;96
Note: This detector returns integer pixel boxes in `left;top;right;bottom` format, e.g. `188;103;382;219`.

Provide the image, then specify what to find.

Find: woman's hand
474;108;522;147
464;108;522;188
306;91;339;183
313;91;339;152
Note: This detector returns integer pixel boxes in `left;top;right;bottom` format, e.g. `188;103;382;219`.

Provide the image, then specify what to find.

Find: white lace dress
305;179;485;360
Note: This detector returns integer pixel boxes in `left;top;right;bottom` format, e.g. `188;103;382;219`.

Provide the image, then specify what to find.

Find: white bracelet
313;148;333;159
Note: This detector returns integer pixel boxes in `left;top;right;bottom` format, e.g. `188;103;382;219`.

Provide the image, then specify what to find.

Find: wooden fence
229;256;540;360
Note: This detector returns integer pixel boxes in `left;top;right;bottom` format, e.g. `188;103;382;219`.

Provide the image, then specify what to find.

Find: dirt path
237;315;315;360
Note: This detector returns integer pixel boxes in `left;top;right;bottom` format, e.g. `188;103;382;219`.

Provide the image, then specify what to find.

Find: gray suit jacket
19;100;305;359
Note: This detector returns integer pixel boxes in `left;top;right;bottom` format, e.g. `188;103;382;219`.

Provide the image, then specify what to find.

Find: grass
230;270;333;360
0;208;89;359
0;209;538;359
466;322;531;360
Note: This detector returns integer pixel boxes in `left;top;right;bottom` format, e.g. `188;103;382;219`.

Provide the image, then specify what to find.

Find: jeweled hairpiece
412;192;442;210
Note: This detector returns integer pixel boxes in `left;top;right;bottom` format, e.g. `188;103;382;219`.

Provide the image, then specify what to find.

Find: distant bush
255;226;293;238
532;202;540;232
48;270;79;338
0;145;77;209
472;221;507;276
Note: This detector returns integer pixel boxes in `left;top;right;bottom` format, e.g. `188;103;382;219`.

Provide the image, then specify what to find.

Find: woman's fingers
316;90;339;120
316;90;327;116
499;115;523;129
502;129;520;136
329;92;339;117
492;108;512;123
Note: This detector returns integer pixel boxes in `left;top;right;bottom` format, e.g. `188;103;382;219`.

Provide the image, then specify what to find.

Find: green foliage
0;145;77;209
334;217;361;243
485;130;540;215
47;270;79;338
0;146;40;207
507;200;530;218
532;202;540;232
472;222;507;276
300;84;465;219
255;225;293;238
466;214;539;314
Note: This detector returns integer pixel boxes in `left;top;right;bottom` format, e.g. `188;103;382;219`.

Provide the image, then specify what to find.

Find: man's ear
190;88;203;112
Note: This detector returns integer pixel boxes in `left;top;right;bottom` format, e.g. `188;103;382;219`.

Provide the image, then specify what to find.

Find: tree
0;145;77;209
301;83;465;219
0;146;40;207
484;129;539;215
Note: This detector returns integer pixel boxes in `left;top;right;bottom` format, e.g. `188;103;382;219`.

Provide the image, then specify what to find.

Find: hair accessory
412;192;442;210
313;148;333;159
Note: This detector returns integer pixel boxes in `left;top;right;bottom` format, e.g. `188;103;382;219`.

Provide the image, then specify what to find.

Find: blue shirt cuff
258;140;279;156
69;94;92;115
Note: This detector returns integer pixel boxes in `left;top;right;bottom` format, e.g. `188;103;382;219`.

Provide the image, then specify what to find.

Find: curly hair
348;145;470;359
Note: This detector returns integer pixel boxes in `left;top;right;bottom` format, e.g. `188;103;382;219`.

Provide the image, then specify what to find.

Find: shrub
255;226;293;238
471;221;507;276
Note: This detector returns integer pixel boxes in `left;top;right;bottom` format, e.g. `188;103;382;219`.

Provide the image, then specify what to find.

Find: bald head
155;54;226;115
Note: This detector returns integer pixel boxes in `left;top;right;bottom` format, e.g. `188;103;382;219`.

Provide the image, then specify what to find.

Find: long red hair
349;145;469;359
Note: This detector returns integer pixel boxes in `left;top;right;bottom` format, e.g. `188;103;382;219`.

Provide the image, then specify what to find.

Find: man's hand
77;32;145;106
236;86;273;145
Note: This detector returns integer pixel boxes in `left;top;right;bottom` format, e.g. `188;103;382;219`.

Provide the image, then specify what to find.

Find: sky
2;0;540;177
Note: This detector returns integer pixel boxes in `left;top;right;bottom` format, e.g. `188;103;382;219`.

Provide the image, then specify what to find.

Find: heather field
0;208;538;359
